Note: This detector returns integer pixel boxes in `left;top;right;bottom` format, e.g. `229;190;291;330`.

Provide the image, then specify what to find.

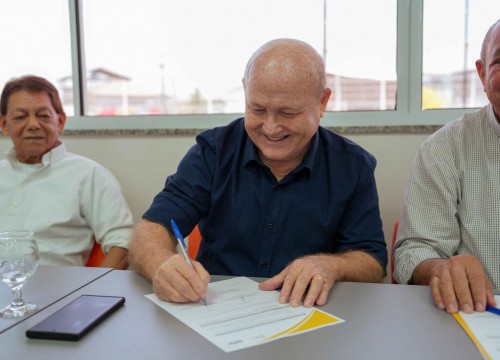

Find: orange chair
187;225;202;259
391;221;400;284
84;227;203;267
86;240;105;267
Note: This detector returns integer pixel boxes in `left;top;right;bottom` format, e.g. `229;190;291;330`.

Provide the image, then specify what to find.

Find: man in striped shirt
394;19;500;314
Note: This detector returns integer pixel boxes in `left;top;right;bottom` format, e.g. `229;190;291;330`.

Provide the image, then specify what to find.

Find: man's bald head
244;39;327;99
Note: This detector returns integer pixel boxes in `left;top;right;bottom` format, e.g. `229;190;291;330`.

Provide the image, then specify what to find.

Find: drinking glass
0;230;39;318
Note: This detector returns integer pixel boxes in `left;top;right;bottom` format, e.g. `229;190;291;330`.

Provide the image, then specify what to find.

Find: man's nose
26;115;41;130
262;113;281;134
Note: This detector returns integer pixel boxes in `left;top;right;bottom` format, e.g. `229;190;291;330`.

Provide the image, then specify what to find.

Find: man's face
477;25;500;119
0;90;66;164
243;71;330;171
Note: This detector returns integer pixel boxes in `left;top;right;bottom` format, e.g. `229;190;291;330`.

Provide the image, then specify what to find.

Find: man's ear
57;112;67;133
0;116;8;136
475;59;486;92
319;88;332;118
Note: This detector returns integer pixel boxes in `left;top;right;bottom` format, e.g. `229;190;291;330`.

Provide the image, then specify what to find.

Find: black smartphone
26;295;125;341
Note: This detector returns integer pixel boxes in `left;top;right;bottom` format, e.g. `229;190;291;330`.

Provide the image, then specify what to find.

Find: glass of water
0;230;39;318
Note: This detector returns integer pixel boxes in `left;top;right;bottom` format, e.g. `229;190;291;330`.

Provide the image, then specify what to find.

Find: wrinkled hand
259;255;337;308
424;255;496;314
152;254;210;303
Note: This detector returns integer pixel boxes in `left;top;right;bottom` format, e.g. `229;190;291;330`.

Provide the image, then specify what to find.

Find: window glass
326;1;397;111
0;0;73;116
422;0;500;110
80;0;397;116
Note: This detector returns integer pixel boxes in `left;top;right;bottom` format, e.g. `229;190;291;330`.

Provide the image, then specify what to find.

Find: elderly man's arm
100;246;128;269
85;164;134;270
259;251;383;307
129;219;210;303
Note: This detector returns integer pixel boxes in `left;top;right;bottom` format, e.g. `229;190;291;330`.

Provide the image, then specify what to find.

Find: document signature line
213;313;305;336
199;304;290;327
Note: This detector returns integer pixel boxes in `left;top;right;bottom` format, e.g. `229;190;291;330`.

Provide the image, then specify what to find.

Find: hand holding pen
170;219;208;305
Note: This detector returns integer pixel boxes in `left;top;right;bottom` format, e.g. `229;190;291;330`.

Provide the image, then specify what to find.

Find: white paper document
454;295;500;360
145;277;344;352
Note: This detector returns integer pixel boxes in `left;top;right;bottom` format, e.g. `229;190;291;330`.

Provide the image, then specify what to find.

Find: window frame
65;0;479;131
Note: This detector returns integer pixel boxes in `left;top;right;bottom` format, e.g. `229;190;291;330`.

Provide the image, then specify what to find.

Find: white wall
0;131;430;280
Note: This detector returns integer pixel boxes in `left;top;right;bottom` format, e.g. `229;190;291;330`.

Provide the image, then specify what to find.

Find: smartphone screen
26;295;125;341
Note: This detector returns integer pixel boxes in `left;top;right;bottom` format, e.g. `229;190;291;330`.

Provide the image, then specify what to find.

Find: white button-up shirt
0;143;133;266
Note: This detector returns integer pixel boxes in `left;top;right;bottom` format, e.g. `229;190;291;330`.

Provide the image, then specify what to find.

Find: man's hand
413;255;496;314
152;254;210;303
258;254;338;308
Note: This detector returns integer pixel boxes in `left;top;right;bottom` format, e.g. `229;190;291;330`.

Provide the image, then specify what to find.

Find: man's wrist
151;251;177;277
411;258;444;285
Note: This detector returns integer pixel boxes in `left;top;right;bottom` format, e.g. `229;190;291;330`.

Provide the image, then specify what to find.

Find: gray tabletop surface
0;265;112;334
0;268;483;360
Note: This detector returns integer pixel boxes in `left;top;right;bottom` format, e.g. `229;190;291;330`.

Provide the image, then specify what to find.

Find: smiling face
243;40;331;177
476;21;500;119
0;90;66;164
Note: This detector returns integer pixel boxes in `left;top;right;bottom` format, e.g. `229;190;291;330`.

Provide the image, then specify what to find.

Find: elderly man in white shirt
0;75;133;268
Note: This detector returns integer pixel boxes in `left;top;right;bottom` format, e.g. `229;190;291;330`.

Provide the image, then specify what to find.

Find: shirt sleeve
334;153;387;270
142;131;215;236
82;165;134;254
394;131;461;284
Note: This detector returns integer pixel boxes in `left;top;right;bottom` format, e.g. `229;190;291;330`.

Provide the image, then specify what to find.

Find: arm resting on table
331;250;385;283
260;250;384;307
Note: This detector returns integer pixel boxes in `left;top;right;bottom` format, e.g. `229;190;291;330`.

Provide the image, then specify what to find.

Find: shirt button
260;263;268;270
267;223;273;230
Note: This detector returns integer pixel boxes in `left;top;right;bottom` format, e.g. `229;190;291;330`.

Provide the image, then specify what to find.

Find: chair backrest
187;225;202;259
86;240;105;267
391;220;400;284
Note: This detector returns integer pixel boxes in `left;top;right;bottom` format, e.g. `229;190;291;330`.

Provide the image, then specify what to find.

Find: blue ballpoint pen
486;305;500;316
170;219;207;306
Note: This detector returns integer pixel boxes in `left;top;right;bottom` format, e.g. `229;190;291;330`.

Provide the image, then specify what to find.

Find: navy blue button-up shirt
144;118;387;277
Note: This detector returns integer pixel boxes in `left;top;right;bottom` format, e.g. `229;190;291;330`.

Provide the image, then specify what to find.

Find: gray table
0;268;483;360
0;265;112;334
